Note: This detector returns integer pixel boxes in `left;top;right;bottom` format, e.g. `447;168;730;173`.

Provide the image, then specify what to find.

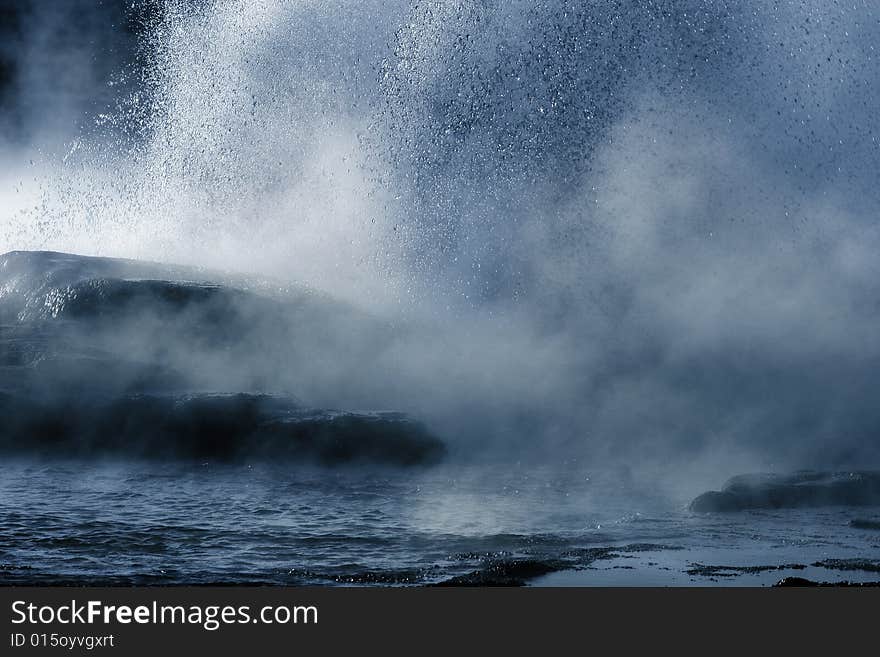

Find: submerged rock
689;471;880;512
0;251;445;465
0;392;444;465
850;519;880;530
812;558;880;574
686;563;806;577
775;577;880;587
432;558;569;586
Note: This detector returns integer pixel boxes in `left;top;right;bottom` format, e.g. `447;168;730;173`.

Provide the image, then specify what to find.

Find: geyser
3;0;880;480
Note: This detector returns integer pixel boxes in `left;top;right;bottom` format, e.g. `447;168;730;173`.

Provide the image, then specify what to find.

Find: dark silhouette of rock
690;471;880;512
0;251;446;465
775;577;880;587
850;519;880;530
812;559;880;573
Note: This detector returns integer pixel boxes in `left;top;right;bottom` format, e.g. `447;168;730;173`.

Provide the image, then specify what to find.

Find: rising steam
2;0;880;483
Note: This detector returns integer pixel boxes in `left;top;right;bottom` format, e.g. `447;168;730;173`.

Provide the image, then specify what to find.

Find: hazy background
2;0;880;493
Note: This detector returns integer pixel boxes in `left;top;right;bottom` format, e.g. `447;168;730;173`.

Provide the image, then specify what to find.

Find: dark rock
850;519;880;530
0;391;444;465
812;559;880;574
0;251;446;465
430;544;679;586
689;471;880;512
431;558;568;586
775;577;880;587
687;563;806;578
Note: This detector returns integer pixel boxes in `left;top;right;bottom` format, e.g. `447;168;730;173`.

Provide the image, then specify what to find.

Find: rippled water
2;460;878;586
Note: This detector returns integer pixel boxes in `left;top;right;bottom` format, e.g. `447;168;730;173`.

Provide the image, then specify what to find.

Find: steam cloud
2;0;879;486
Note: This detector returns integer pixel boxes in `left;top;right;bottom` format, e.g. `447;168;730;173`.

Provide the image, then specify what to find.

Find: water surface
2;460;877;586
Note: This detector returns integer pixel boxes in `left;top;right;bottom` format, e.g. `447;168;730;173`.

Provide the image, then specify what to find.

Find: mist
2;0;880;491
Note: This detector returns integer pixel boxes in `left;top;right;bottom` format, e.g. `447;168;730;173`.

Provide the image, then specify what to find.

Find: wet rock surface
775;577;880;587
0;251;445;465
690;471;880;512
850;519;880;530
